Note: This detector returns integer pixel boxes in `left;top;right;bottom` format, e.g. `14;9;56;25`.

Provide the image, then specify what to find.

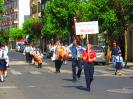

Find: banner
75;21;99;35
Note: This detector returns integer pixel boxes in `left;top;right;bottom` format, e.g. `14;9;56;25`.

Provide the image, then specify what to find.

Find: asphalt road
0;51;133;99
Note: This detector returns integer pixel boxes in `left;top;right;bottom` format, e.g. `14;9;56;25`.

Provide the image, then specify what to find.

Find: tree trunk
124;28;128;67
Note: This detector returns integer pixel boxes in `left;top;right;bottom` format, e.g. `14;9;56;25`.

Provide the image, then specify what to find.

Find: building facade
0;0;30;32
30;0;41;18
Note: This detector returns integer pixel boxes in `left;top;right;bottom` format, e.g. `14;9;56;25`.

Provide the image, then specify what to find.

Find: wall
127;25;133;62
18;0;30;28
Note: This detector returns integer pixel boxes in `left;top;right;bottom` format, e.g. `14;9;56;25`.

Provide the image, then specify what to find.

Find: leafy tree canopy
22;18;42;41
9;27;25;41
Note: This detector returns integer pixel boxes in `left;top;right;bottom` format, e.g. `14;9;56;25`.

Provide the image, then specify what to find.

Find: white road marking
10;70;22;75
27;85;36;88
107;88;133;93
0;86;17;89
30;71;41;74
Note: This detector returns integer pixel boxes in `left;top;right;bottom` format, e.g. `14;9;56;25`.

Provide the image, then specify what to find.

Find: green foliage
22;18;42;41
9;28;25;41
42;0;82;38
43;0;133;42
0;35;5;43
0;31;9;43
0;0;4;13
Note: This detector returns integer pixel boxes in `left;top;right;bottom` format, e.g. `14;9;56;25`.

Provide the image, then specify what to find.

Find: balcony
13;8;18;12
0;18;18;26
13;19;18;24
10;8;18;13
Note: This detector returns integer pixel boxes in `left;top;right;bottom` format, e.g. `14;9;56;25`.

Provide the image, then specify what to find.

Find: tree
0;31;9;44
9;28;25;41
22;18;43;42
0;0;4;13
43;0;133;62
85;0;133;63
42;0;86;41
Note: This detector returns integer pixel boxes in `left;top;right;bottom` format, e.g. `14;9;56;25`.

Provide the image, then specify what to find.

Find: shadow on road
62;78;74;82
63;85;88;92
129;76;133;79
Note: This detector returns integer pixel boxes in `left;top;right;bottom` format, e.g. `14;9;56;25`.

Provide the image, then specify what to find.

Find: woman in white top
0;45;8;82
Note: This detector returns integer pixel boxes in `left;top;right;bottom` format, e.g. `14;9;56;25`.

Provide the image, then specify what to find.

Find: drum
57;47;65;60
33;55;42;63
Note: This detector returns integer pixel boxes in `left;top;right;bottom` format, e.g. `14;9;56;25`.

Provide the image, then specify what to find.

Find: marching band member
82;42;96;91
0;45;8;82
54;41;64;73
4;44;9;67
23;43;33;63
30;47;44;68
76;44;86;79
35;50;44;68
69;40;80;82
63;44;70;65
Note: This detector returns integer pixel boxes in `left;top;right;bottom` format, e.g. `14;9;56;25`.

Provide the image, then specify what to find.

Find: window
38;2;41;12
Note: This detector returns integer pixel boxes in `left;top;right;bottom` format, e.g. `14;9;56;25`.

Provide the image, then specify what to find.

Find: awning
17;38;25;42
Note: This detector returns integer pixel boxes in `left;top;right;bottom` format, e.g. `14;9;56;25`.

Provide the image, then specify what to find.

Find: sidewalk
127;62;133;69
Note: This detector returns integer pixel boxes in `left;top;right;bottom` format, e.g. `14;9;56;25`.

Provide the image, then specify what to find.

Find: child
115;51;124;76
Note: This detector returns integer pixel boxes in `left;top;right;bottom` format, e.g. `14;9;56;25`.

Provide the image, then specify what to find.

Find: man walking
111;41;121;68
69;40;80;82
82;42;96;91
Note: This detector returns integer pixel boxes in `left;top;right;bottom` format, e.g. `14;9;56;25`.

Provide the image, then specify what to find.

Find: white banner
75;21;99;35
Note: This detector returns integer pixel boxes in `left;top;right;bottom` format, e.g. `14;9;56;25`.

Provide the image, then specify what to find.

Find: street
0;51;133;99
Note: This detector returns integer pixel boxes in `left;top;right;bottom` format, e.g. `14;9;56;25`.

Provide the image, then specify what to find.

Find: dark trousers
26;52;32;63
55;60;63;72
77;61;84;78
72;58;80;81
83;62;94;90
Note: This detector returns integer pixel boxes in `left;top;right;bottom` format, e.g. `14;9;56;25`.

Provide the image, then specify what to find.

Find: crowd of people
46;40;124;91
0;40;124;92
46;40;96;91
23;43;44;68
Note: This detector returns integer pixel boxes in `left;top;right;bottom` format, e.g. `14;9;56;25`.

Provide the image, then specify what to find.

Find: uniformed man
23;44;33;63
69;40;81;82
82;43;96;91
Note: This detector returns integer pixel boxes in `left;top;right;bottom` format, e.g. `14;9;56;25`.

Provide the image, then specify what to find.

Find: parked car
16;42;24;52
91;45;107;65
19;45;26;53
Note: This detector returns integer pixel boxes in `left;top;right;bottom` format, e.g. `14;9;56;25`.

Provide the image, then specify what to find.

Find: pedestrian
111;41;121;69
0;45;8;82
54;41;64;73
115;51;124;76
82;42;96;91
76;44;86;79
36;50;44;68
69;39;80;82
63;44;69;65
4;43;9;68
23;43;33;63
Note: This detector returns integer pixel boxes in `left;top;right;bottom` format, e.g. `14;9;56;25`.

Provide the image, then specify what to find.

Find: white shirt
0;50;8;59
115;55;123;62
24;46;33;53
4;46;8;53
